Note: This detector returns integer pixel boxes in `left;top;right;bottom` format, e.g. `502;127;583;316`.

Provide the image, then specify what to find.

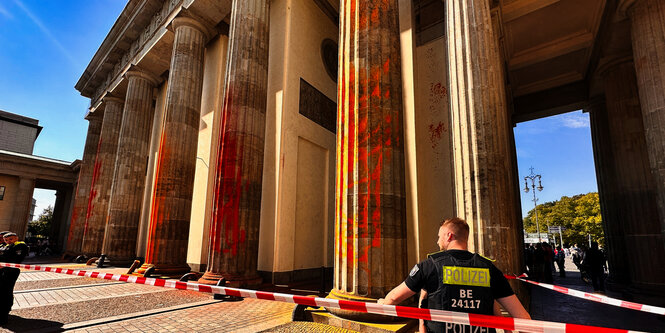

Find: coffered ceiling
500;0;606;97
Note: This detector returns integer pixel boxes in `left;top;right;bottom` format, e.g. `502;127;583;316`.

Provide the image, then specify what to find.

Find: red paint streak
428;122;445;148
83;137;104;238
146;129;169;263
209;84;248;259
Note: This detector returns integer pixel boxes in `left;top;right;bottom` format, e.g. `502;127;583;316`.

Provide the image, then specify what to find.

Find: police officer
378;217;530;332
0;231;10;255
0;232;28;325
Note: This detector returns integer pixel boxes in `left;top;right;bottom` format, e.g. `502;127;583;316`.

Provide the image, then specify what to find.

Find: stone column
622;0;665;243
138;17;207;276
81;96;124;256
600;59;665;298
101;70;158;265
11;177;35;239
66;112;103;255
198;0;269;286
330;0;408;318
586;98;630;286
445;0;522;274
50;190;66;250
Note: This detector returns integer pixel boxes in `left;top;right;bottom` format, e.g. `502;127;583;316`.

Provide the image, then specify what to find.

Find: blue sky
0;0;127;215
0;0;598;220
514;111;598;217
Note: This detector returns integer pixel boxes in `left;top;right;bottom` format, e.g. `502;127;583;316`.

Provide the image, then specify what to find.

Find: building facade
70;0;665;306
0;110;78;248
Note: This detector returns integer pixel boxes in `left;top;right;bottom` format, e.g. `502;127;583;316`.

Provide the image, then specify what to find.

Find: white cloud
12;0;79;68
0;3;12;19
559;113;589;129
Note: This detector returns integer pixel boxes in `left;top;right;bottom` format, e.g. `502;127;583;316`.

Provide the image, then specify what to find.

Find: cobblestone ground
2;264;293;333
260;322;358;332
4;258;664;332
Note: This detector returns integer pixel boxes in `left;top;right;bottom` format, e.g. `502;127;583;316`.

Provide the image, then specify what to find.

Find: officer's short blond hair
440;217;469;241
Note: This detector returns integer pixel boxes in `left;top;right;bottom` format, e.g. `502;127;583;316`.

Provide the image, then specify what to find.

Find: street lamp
524;167;543;242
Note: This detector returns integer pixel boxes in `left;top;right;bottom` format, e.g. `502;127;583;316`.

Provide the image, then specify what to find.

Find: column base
311;309;416;333
197;271;262;287
326;289;405;323
96;255;136;268
133;263;191;278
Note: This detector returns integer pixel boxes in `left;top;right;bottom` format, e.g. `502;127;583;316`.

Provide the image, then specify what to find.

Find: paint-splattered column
330;0;408;318
81;96;124;256
197;0;269;286
621;0;665;246
10;177;35;239
101;70;158;265
445;0;523;275
599;58;665;298
139;17;207;276
66;112;102;255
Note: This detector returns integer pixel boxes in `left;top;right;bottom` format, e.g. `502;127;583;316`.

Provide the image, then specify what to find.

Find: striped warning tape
1;262;646;333
506;274;665;316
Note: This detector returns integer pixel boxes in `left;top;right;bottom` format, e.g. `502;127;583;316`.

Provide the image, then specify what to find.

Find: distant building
0;110;78;251
29;198;37;223
0;110;42;155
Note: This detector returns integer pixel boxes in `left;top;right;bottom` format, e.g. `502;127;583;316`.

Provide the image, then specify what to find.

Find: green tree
28;205;53;238
523;193;604;247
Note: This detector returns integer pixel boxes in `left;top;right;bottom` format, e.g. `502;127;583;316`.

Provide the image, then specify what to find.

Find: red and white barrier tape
2;262;646;333
505;274;665;316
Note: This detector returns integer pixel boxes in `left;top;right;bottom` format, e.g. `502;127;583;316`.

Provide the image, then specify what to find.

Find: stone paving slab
3;289;212;332
6;258;664;333
261;321;359;332
14;282;170;309
17;271;78;281
16;277;120;291
66;297;295;333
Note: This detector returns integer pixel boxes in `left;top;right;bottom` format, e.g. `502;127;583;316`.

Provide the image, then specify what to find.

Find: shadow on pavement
1;315;63;333
529;267;665;333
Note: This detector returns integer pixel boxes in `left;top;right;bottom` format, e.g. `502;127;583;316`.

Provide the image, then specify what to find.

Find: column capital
170;17;211;40
84;109;104;122
103;95;124;106
125;69;159;86
617;0;639;19
596;56;633;77
585;96;607;114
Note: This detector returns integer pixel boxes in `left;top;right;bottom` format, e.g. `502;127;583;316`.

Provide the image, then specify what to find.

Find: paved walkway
2;257;663;332
529;257;665;332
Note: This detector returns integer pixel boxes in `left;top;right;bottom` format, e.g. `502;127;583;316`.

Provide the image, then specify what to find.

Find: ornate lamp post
524;167;544;242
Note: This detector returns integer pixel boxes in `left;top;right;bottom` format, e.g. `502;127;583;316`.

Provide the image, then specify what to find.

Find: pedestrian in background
583;241;605;293
0;232;28;325
555;246;565;277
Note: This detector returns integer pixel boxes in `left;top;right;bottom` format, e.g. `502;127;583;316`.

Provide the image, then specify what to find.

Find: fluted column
586;98;630;286
622;0;665;243
66;112;103;255
600;59;665;297
445;0;522;274
331;0;407;318
81;96;124;256
102;70;158;265
139;17;207;276
11;177;35;239
198;0;269;286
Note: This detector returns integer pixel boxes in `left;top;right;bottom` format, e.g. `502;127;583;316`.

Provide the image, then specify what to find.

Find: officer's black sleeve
490;265;514;299
404;260;429;293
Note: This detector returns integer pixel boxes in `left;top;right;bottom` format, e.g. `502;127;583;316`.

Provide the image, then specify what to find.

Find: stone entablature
77;0;185;108
0;150;76;184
